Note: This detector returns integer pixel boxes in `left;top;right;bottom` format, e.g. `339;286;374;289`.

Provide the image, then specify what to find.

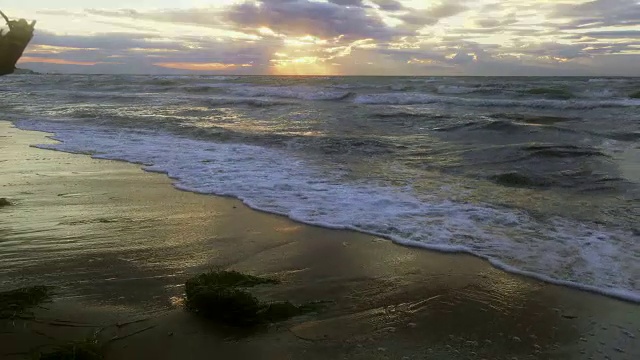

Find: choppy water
1;75;639;301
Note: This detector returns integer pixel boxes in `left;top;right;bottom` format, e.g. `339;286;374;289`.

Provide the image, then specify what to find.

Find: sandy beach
1;120;638;359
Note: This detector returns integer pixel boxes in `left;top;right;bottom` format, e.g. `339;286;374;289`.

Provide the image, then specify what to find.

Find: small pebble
377;347;386;352
512;336;522;342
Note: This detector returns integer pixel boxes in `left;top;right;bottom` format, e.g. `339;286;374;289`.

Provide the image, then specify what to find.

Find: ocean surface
1;75;639;301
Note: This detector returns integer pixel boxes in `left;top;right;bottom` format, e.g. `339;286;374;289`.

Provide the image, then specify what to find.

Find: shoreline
1;121;639;359
13;120;640;304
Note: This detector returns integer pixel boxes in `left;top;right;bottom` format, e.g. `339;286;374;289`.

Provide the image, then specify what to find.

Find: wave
15;120;640;303
230;86;352;101
523;145;609;159
491;172;550;188
490;113;576;125
581;88;618;99
525;87;574;99
353;93;640;109
436;85;479;94
604;131;640;142
205;97;293;107
588;78;628;83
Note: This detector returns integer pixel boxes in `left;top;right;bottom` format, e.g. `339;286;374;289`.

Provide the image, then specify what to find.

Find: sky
2;0;640;75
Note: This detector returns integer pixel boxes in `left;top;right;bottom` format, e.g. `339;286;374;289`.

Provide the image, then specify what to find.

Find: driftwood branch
0;11;10;29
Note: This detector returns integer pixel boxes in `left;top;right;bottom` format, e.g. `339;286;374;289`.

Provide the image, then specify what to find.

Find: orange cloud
24;45;98;55
19;57;102;66
153;62;252;71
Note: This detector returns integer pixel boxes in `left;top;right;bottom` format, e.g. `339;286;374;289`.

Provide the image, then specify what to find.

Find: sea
1;75;639;301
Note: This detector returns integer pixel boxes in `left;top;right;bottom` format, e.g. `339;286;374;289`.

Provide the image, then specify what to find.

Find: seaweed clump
0;198;11;207
629;91;640;99
184;270;318;327
0;285;51;319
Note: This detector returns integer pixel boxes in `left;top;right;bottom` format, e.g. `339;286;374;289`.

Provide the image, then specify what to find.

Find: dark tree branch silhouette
0;10;36;76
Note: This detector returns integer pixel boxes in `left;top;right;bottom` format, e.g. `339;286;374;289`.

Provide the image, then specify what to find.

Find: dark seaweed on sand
0;285;52;319
36;339;103;360
184;270;320;326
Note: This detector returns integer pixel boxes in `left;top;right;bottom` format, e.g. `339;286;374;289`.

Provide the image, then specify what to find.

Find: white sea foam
354;93;640;109
230;86;351;101
16;120;640;302
581;88;618;98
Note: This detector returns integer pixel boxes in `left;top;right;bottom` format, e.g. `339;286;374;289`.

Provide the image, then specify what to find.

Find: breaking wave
230;86;353;101
353;92;640;109
15;120;640;303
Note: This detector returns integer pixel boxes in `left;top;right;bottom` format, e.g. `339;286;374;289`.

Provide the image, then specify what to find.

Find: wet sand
1;121;638;359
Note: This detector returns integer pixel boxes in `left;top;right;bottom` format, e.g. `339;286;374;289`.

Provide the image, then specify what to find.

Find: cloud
19;57;104;66
371;0;405;12
224;0;408;40
14;0;640;75
153;62;253;71
327;0;366;6
475;13;518;28
582;30;640;39
553;0;640;29
31;30;173;51
20;29;278;74
395;3;468;27
85;7;232;32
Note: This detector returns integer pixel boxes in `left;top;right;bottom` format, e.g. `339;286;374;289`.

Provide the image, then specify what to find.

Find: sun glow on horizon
18;57;103;66
153;62;253;71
